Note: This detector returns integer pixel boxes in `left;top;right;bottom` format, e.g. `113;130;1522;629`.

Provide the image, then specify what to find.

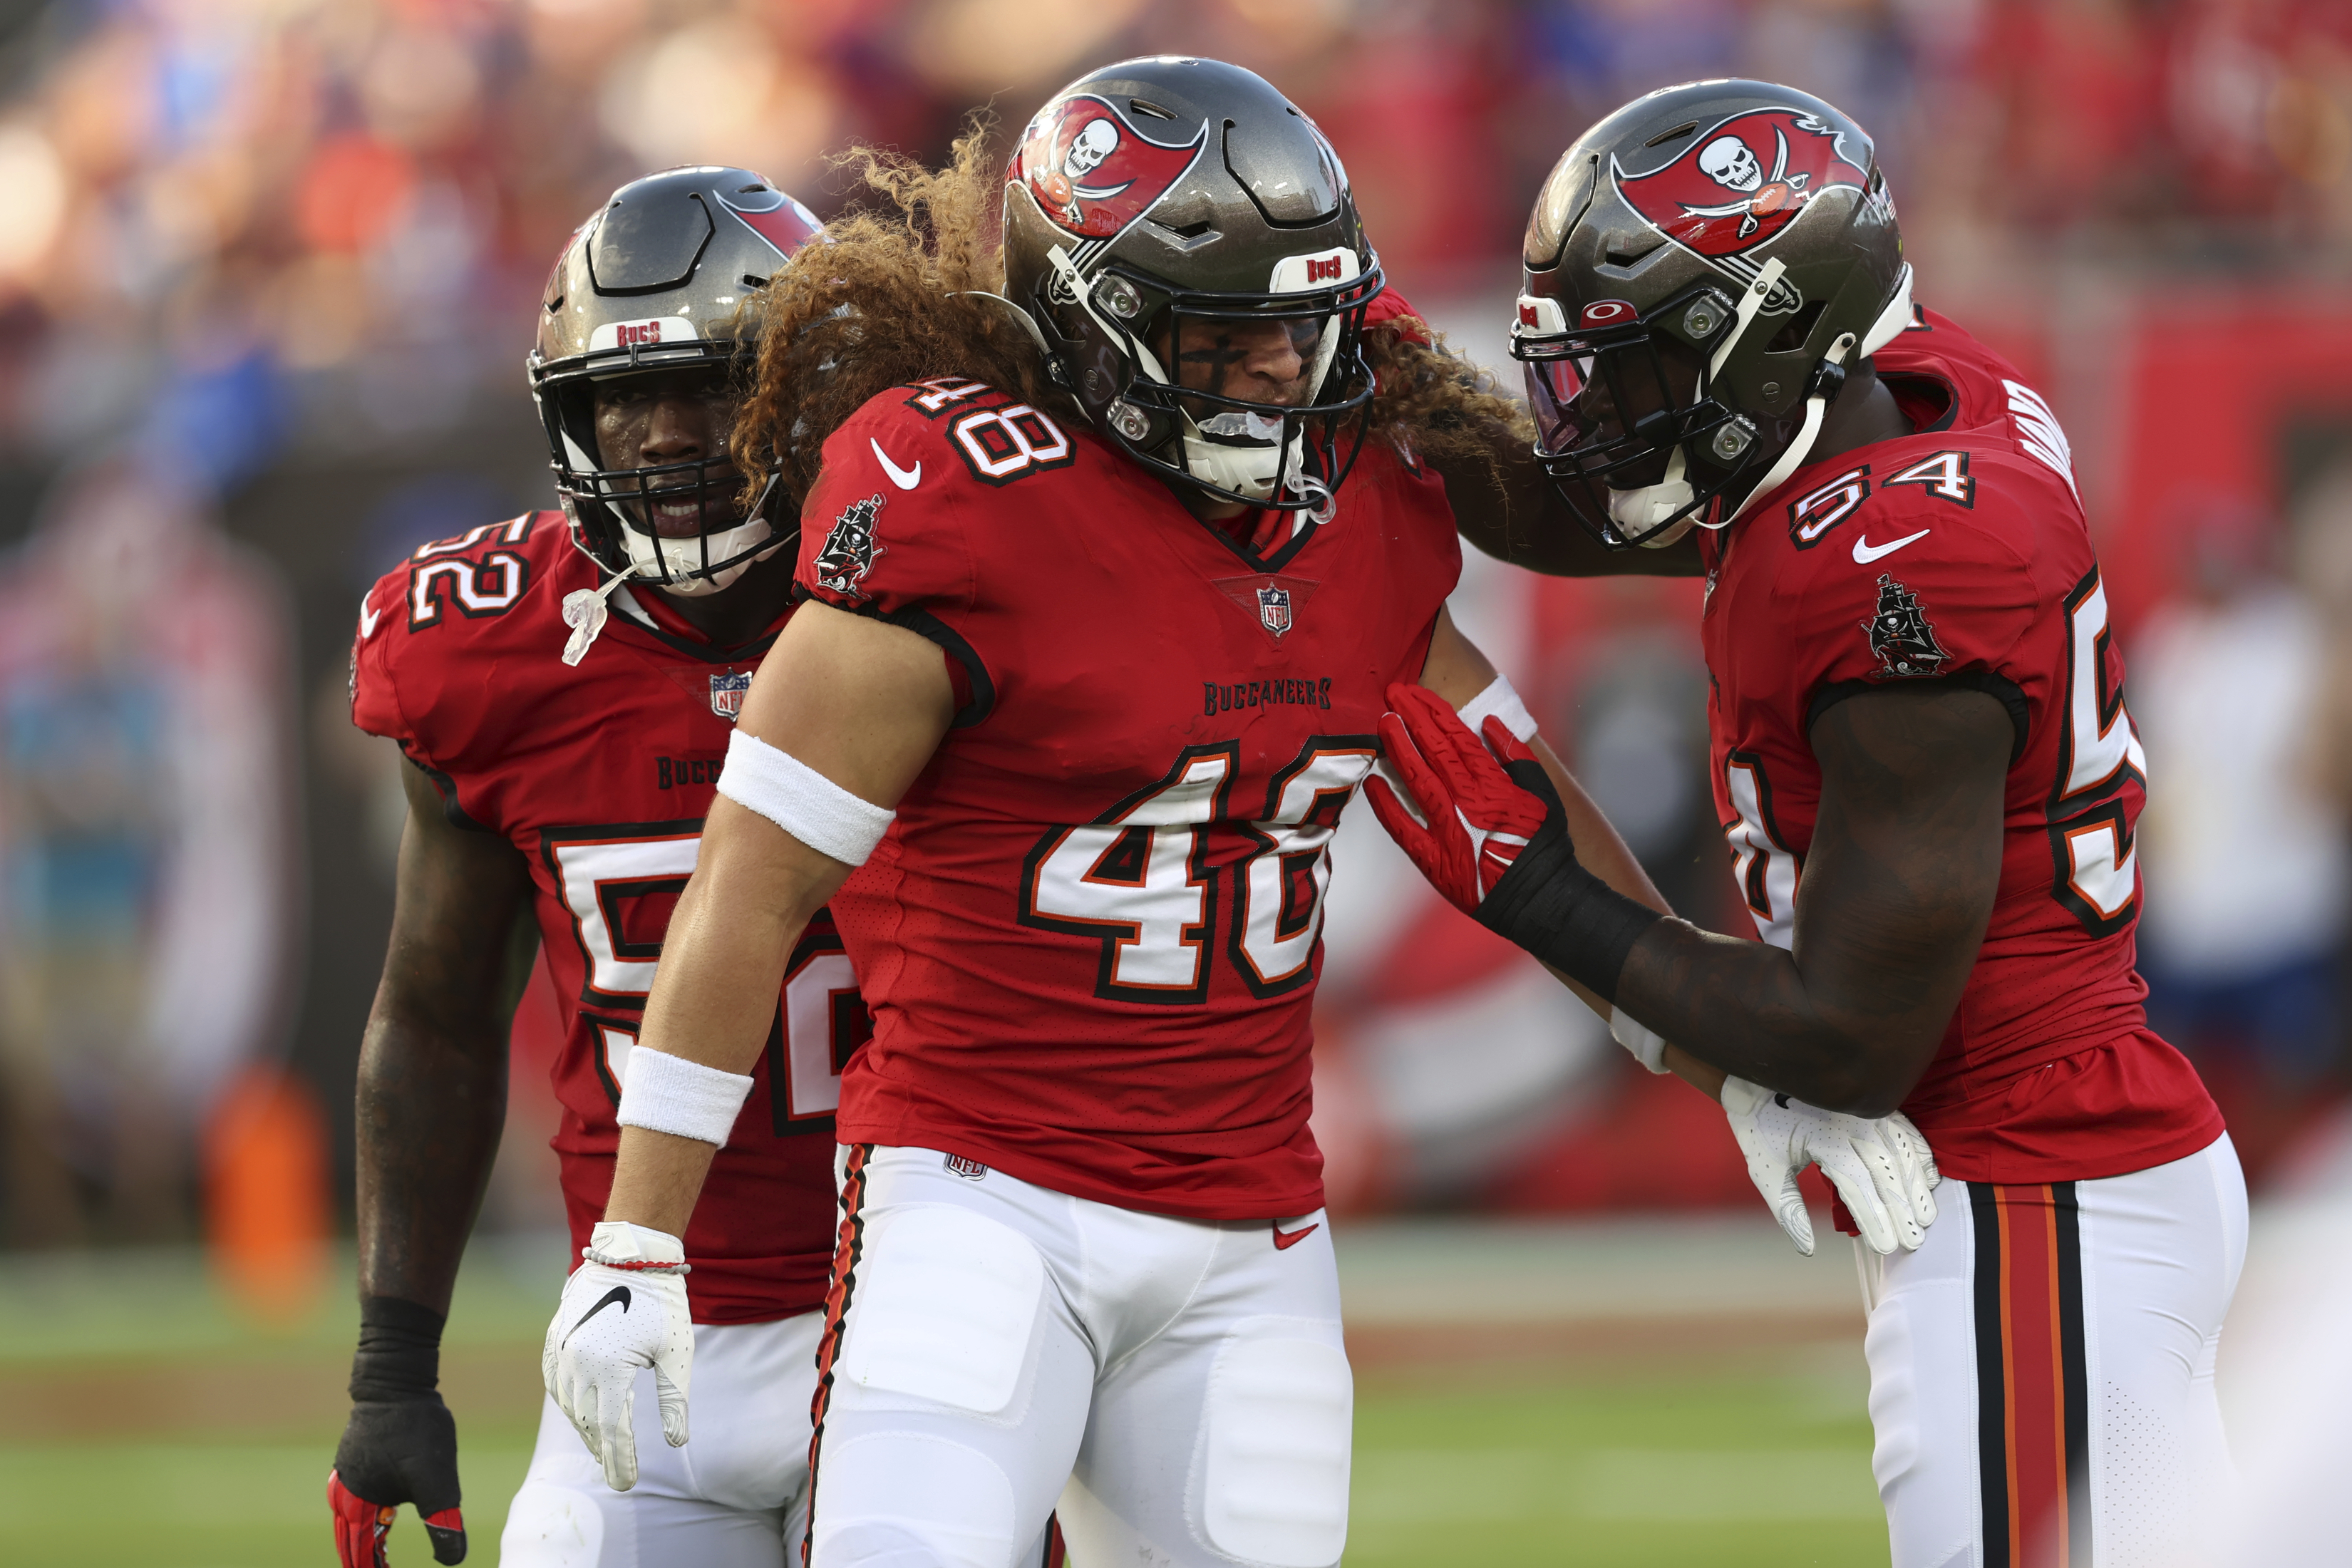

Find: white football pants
808;1144;1353;1568
1857;1133;2247;1568
501;1311;822;1568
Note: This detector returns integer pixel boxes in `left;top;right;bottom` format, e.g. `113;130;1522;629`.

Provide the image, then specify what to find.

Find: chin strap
1719;328;1859;530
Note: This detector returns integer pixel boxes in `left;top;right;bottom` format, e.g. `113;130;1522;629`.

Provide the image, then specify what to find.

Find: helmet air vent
1644;121;1699;149
1599;232;1666;271
587;190;717;296
1765;299;1828;354
1129;98;1178;120
1224;115;1342;228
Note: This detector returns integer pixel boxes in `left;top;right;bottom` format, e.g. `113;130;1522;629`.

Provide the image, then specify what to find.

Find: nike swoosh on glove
542;1220;695;1490
1720;1075;1942;1256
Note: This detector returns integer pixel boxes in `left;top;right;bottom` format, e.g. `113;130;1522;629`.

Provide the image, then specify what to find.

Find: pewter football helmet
1001;57;1383;515
529;166;822;593
1514;81;1913;547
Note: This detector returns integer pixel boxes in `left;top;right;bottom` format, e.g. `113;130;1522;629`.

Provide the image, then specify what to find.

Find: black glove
329;1296;467;1567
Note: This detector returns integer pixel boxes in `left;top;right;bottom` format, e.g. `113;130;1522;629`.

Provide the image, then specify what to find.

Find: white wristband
1610;1007;1671;1074
616;1048;755;1145
1457;672;1539;743
716;728;895;865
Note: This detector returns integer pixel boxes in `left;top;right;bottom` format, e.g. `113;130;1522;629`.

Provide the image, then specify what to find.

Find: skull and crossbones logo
1036;116;1131;222
1684;127;1810;237
1064;119;1120;183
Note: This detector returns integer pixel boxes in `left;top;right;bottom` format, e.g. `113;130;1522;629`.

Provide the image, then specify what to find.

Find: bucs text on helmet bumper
528;165;824;596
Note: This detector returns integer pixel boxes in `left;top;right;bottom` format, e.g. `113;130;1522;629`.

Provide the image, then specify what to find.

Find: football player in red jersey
329;167;863;1568
1374;81;2244;1567
538;61;1938;1568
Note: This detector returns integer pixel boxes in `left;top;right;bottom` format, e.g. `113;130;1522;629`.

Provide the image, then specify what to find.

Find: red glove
330;1467;465;1567
1363;684;1549;915
329;1402;467;1565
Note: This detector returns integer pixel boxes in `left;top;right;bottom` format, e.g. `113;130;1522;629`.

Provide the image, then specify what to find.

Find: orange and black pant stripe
797;1145;1067;1568
803;1143;872;1567
1971;1182;2092;1568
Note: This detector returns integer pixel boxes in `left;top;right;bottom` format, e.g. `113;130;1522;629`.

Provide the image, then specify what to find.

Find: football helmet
1513;81;1913;548
1001;57;1383;515
528;166;822;594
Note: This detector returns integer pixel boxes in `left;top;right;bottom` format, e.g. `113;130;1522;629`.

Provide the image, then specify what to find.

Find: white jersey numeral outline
2047;565;2146;934
1722;748;1801;951
1020;736;1379;1003
550;822;865;1127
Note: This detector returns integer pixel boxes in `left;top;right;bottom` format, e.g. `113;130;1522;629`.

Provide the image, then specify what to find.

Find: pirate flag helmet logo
1613;108;1869;265
1013;93;1207;245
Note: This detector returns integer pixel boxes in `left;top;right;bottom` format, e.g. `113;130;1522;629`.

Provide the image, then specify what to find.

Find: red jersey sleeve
1786;471;2041;735
795;392;977;624
350;569;421;753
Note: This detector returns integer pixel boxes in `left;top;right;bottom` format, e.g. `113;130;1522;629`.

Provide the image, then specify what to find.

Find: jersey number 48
1019;737;1378;1004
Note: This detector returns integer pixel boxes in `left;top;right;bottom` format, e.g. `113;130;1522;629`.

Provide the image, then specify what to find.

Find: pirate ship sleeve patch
1805;522;2037;706
794;398;979;625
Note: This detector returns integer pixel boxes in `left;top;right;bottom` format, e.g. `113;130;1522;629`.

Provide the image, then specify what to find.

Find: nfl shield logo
1256;585;1292;638
709;671;752;721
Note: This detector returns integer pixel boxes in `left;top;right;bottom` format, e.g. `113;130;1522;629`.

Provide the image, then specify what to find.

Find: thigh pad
1201;1334;1353;1568
840;1204;1046;1418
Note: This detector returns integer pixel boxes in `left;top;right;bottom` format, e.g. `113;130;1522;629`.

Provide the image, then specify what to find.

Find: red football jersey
796;379;1462;1220
1698;309;2222;1182
351;512;865;1323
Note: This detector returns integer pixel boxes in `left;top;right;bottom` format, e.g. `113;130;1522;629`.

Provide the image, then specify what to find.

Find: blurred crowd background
0;0;2349;1289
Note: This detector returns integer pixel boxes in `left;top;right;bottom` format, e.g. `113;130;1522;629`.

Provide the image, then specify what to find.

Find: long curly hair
736;121;1533;511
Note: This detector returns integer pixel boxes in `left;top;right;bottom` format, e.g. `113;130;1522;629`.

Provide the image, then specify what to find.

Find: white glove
1720;1076;1941;1257
541;1220;695;1490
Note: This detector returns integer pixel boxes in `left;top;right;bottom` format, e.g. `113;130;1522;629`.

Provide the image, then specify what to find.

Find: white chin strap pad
1181;428;1300;502
1606;448;1693;542
626;515;776;596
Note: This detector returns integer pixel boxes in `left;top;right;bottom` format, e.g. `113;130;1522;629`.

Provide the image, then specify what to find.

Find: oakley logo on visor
589;316;695;351
1579;299;1638;327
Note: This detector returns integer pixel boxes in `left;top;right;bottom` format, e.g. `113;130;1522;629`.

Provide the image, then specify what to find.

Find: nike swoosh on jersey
1852;528;1931;564
358;598;383;638
1272;1221;1320;1251
564;1285;631;1345
870;438;922;491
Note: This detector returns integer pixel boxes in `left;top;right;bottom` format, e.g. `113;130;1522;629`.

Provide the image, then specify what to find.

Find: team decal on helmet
1613;108;1869;302
812;494;886;599
1864;574;1949;678
716;182;822;260
1012;93;1207;262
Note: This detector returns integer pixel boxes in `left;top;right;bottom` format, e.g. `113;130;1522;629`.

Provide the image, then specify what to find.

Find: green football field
0;1224;1891;1567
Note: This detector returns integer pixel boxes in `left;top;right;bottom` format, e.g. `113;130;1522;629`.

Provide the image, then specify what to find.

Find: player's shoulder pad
351;510;567;742
828;377;1087;497
1780;432;2059;577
